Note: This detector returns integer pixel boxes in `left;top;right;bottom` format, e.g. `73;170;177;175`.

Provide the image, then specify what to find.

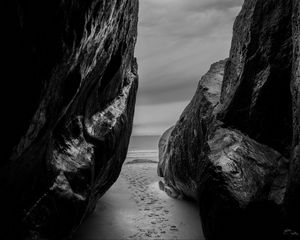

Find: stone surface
199;126;288;240
158;2;300;237
285;0;300;234
158;58;289;239
218;0;294;157
157;126;174;178
217;0;300;234
158;60;227;200
1;0;139;239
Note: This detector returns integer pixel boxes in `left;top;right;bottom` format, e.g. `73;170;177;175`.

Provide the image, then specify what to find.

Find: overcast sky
132;0;243;136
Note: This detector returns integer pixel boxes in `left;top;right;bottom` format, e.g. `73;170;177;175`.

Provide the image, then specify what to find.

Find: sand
73;158;204;240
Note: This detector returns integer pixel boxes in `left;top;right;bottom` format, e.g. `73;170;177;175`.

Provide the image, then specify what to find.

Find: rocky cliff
285;0;300;234
158;0;300;239
1;0;139;239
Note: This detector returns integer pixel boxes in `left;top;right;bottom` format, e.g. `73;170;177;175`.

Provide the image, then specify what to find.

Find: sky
132;0;244;136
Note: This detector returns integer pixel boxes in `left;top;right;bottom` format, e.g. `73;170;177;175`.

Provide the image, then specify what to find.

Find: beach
73;136;204;240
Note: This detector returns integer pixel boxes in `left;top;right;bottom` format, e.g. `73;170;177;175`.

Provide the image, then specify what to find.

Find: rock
216;0;300;234
158;180;183;200
158;60;227;200
157;126;174;178
158;13;298;236
158;60;289;238
1;0;139;239
283;229;300;240
218;0;294;157
285;0;300;233
199;126;288;240
199;60;227;108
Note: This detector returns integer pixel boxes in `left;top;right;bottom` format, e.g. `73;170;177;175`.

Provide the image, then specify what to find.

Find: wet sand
73;158;204;240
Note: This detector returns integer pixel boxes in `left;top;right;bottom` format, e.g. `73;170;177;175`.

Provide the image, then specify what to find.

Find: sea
127;135;160;161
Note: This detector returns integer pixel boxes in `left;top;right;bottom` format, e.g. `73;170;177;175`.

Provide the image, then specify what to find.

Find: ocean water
127;135;160;160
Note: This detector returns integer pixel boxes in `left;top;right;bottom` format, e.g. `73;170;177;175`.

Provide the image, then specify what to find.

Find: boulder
199;126;288;240
158;60;227;200
159;0;300;238
1;0;139;239
158;58;289;239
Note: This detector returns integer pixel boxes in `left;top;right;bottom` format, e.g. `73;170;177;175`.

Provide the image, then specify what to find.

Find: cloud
138;0;242;39
135;35;235;106
132;101;189;136
133;0;243;136
182;0;243;12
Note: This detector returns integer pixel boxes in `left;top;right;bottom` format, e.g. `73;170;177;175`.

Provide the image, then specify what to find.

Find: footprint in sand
80;158;203;240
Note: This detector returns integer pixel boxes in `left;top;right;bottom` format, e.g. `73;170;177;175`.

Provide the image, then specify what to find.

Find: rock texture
218;0;300;234
158;0;300;239
1;0;139;239
199;126;288;240
218;0;294;157
158;60;226;200
158;59;289;239
285;0;300;233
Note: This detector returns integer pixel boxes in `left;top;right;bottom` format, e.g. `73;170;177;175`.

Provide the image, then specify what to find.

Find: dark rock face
158;0;300;239
158;60;226;200
158;126;174;178
200;126;288;240
218;0;294;157
285;0;300;233
1;0;139;239
158;59;289;239
218;0;300;234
